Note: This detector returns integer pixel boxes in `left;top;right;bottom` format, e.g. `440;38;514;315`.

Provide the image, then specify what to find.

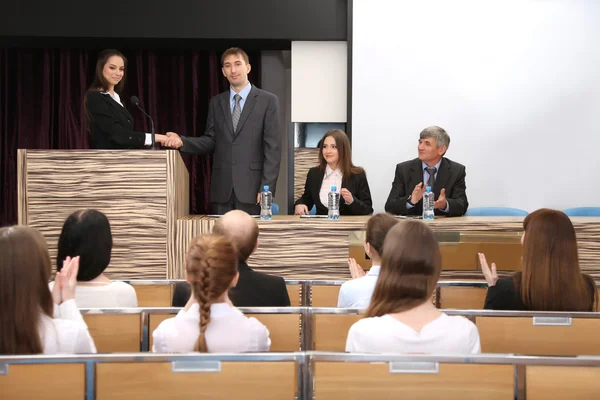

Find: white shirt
49;281;138;308
39;299;97;354
319;165;343;206
152;302;271;353
337;266;380;308
101;91;152;145
346;313;481;354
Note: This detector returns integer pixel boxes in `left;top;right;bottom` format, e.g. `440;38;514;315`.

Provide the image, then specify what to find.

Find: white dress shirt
152;302;271;353
39;299;97;354
101;91;152;145
337;266;380;308
346;313;481;354
49;281;138;308
319;165;343;206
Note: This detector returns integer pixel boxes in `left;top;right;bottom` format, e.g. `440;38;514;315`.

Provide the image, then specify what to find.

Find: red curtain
0;48;261;225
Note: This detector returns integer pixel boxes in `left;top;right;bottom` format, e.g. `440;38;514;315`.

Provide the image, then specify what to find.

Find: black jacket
86;90;146;149
172;261;291;307
294;167;373;216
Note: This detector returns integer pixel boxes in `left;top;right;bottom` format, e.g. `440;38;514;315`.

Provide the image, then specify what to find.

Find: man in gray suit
164;48;281;214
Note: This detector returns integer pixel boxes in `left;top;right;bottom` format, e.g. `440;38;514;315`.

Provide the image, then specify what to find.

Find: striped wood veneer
18;150;188;279
293;148;319;202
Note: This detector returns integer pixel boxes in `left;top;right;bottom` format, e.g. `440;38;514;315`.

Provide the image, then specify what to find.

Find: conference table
175;215;600;281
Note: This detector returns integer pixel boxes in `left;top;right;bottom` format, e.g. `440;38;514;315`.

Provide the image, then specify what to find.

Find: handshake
155;132;184;149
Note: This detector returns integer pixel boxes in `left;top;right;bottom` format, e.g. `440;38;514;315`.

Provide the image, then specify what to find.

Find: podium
17;150;189;279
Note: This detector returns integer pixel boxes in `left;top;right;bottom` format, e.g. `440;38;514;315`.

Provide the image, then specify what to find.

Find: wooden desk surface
172;216;600;280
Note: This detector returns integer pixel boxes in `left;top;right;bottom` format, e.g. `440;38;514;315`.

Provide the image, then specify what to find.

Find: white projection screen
352;0;600;213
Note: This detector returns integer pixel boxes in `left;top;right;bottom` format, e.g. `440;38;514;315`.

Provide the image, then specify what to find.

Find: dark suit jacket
86;91;146;149
172;261;291;307
180;85;281;204
484;274;596;311
384;157;468;217
294;167;373;216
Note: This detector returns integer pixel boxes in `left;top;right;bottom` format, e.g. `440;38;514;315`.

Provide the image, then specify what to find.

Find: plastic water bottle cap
331;185;337;191
426;186;432;192
263;185;269;191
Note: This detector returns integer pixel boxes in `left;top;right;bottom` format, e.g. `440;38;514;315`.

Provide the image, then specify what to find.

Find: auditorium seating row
129;279;496;308
80;307;600;356
2;351;600;399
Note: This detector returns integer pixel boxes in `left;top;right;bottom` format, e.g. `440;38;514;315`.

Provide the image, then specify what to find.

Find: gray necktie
425;167;437;188
232;94;242;132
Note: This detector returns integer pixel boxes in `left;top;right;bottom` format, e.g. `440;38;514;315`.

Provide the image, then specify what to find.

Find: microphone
130;96;156;149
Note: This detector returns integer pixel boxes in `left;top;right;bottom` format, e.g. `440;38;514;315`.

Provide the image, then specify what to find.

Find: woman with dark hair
337;213;399;308
294;129;373;216
50;209;137;308
84;49;167;149
152;234;270;352
0;226;96;354
480;208;597;311
345;220;480;353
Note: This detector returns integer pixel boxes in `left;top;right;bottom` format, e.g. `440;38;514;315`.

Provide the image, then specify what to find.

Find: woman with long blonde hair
152;234;270;352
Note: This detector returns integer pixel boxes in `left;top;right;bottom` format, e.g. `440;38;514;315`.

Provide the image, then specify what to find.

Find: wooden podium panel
18;149;188;279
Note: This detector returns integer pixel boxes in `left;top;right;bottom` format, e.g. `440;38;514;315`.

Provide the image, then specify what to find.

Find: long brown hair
185;234;238;352
367;220;441;317
83;49;128;130
0;226;54;354
318;129;364;181
515;208;597;311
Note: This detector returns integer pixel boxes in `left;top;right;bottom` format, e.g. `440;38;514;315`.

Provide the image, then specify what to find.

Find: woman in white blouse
0;226;96;354
346;220;481;354
152;234;270;353
50;209;137;308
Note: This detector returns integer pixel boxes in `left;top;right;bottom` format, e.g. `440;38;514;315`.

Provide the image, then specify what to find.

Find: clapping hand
478;253;498;287
410;182;426;204
340;188;354;204
53;256;80;304
348;258;366;279
434;188;448;210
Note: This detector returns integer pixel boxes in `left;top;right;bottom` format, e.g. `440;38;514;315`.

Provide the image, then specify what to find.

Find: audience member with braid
152;234;271;353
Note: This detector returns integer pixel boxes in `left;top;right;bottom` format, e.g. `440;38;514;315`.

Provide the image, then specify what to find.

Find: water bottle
422;186;435;221
328;185;340;220
260;185;272;220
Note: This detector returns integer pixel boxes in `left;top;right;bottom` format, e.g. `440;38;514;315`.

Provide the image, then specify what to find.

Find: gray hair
419;126;450;149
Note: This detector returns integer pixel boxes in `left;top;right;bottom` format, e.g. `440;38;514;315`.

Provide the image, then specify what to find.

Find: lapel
220;92;235;136
104;94;133;125
234;86;258;136
313;168;326;209
410;158;423;188
433;158;451;195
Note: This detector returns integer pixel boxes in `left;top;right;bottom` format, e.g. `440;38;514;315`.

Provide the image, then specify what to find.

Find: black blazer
484;274;596;311
86;91;146;149
172;262;291;307
294;167;374;216
384;157;468;217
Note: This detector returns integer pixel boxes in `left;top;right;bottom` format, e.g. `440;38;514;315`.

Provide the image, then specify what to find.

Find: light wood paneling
477;316;600;355
440;286;487;309
294;148;319;202
314;362;514;400
97;361;297;400
0;364;85;400
286;284;301;307
526;366;600;400
314;314;362;351
312;285;342;307
134;284;172;307
83;314;141;352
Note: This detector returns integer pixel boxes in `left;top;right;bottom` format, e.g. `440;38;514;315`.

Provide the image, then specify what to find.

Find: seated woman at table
480;208;597;311
152;234;271;353
294;129;373;216
50;209;138;308
345;220;481;354
0;226;96;354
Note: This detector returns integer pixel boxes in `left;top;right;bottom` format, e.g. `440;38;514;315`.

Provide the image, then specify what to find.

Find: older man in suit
384;126;468;217
164;47;281;215
172;210;291;307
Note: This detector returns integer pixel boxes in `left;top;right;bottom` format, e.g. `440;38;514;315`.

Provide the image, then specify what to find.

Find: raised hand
478;253;498;287
58;256;80;301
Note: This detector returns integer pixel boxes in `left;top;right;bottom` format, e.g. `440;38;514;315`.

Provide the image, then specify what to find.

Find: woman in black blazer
294;129;373;216
84;49;166;149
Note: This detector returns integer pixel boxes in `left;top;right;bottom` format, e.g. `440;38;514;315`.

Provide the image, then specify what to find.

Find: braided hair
185;234;238;352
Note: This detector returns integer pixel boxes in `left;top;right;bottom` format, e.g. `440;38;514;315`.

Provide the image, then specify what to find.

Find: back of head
0;226;53;354
212;210;259;262
365;213;400;257
367;220;442;317
186;234;239;352
519;208;595;311
57;209;112;281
